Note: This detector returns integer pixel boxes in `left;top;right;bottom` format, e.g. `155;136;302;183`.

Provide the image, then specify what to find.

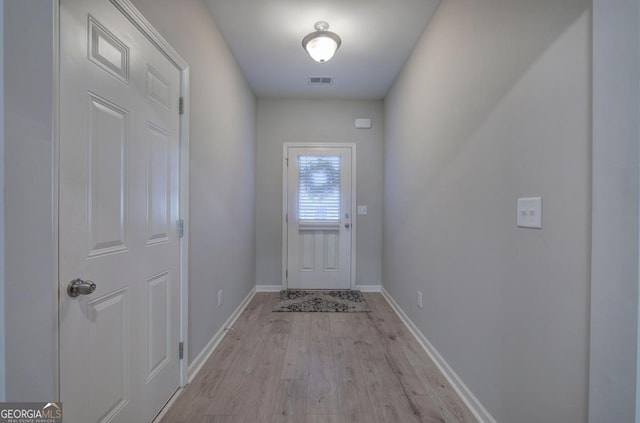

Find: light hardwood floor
160;293;477;423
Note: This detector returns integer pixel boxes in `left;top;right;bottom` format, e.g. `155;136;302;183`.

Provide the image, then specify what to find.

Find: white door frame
282;142;357;290
55;0;191;388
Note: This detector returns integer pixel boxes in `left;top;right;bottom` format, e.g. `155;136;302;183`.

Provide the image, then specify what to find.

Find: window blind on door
298;155;341;220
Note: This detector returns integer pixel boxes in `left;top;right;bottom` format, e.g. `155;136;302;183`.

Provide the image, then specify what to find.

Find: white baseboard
381;288;497;423
356;285;382;292
255;284;283;292
187;287;256;383
256;284;381;292
356;284;382;292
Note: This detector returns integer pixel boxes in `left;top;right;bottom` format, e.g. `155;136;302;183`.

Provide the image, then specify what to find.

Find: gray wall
130;0;256;364
589;0;640;421
0;0;6;401
3;0;57;401
256;99;383;288
383;1;591;422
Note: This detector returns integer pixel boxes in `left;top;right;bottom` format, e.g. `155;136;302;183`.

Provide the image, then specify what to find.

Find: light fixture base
314;21;329;31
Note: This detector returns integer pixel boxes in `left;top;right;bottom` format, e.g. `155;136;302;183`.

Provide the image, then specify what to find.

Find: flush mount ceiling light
302;21;342;63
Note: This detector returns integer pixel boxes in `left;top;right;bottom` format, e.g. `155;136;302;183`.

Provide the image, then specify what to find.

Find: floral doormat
274;290;370;312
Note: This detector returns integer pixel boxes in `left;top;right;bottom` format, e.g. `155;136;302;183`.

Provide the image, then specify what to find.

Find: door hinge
285;213;288;223
178;342;184;360
285;157;289;166
285;269;288;280
179;97;184;115
177;219;184;238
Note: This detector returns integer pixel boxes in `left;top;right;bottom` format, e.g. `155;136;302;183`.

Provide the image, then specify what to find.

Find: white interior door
59;0;181;421
285;146;354;290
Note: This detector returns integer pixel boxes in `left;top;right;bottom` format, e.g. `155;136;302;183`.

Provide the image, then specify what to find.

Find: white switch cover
517;197;542;229
357;205;368;215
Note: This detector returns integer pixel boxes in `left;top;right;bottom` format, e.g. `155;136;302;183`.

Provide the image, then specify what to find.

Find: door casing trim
282;142;357;290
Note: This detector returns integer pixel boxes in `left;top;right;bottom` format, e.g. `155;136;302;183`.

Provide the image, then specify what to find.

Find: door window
297;155;341;220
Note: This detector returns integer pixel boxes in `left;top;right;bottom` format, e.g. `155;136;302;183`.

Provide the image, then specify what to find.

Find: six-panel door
59;0;181;421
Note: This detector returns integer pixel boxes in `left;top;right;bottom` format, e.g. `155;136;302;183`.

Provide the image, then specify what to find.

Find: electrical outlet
218;289;223;307
417;290;423;309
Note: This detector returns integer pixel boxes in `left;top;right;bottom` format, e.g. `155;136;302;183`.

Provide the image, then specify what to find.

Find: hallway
3;0;639;421
160;293;476;423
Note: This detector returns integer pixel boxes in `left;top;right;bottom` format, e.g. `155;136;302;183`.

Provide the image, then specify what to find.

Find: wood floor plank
203;416;240;423
272;378;308;421
401;341;477;423
352;312;387;360
239;334;289;422
205;335;269;415
270;312;294;334
308;313;332;341
332;337;376;423
361;358;423;423
327;313;351;338
383;336;432;397
306;340;339;415
409;394;459;423
204;332;242;371
306;415;339;423
280;337;310;380
290;313;311;340
160;368;228;423
161;293;477;423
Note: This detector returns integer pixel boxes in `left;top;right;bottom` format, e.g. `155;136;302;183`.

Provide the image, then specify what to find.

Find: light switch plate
357;205;368;215
517;197;542;229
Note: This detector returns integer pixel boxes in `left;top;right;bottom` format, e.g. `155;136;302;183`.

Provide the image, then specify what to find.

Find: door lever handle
344;223;350;229
67;278;96;297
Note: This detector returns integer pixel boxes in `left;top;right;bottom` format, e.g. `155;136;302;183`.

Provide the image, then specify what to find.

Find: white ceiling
203;0;440;99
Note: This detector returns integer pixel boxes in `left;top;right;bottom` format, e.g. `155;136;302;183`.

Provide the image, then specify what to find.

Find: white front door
59;0;181;421
285;145;355;290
